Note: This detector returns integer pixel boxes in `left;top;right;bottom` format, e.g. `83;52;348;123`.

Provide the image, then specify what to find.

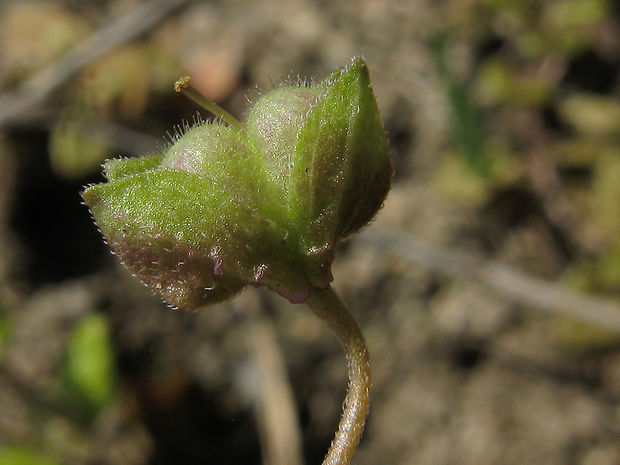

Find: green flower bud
82;57;391;309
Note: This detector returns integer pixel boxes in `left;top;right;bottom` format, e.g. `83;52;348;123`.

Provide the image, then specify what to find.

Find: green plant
83;57;391;465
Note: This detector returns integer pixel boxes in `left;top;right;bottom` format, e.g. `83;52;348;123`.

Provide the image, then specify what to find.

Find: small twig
0;0;194;127
237;292;304;465
363;228;620;331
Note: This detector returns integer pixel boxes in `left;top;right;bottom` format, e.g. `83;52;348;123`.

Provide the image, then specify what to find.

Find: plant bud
82;57;391;309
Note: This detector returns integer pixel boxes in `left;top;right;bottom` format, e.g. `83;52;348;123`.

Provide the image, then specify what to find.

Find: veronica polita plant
83;57;391;465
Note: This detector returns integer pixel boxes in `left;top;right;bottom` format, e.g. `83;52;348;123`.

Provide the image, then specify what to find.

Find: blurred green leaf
591;150;620;239
430;35;490;177
552;138;608;167
553;316;620;352
476;58;554;106
433;146;521;206
0;312;10;358
596;239;620;290
49;117;110;179
542;0;609;54
433;152;489;205
0;446;61;465
559;94;620;138
64;313;115;413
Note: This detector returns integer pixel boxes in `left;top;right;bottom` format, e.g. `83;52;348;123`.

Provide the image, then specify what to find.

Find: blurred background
0;0;619;464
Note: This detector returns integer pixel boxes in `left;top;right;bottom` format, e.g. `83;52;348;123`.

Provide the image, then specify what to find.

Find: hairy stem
306;286;371;465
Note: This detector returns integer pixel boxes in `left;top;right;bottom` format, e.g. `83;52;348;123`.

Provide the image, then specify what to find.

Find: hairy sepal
288;57;392;285
83;169;308;308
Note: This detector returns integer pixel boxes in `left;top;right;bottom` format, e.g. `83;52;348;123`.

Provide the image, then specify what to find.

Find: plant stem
305;286;371;465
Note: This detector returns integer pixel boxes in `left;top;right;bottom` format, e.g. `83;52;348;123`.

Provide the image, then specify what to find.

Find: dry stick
306;286;371;465
238;291;304;465
0;0;194;127
365;228;620;332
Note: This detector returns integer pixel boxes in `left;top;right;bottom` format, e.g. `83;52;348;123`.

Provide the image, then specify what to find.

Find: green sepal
161;124;248;181
288;58;391;283
83;169;309;308
162;123;288;226
103;153;163;181
246;87;321;202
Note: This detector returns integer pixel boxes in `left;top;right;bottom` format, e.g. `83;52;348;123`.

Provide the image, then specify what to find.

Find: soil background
0;1;619;464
